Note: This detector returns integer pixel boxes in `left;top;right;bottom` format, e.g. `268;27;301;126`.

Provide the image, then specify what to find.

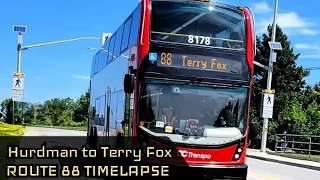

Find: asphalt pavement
23;126;87;136
17;127;319;180
246;157;319;180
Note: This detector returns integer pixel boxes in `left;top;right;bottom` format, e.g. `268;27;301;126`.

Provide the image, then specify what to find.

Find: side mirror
249;122;259;140
124;74;134;94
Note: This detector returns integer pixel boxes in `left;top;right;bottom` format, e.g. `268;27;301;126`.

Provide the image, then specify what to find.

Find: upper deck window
151;1;246;50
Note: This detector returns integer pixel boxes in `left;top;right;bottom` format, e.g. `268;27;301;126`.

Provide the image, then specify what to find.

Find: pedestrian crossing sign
12;73;25;102
262;93;274;107
13;73;24;91
261;92;275;119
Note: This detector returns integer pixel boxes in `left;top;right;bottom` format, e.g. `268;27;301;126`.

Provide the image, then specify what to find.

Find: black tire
93;128;99;150
115;134;124;149
88;127;94;148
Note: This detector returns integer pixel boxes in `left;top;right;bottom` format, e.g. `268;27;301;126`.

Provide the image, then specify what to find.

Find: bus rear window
151;1;246;50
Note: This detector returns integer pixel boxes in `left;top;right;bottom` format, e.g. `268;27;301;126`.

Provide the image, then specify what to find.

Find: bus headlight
234;154;240;159
232;138;246;161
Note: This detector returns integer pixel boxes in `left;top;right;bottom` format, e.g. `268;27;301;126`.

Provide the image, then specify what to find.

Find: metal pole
15;32;23;124
21;37;101;50
261;0;279;153
17;31;23;72
17;47;22;72
12;100;15;125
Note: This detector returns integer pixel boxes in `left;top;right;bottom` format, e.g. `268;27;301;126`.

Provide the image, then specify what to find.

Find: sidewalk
246;148;320;171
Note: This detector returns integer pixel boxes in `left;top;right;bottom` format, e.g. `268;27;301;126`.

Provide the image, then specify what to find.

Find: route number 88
161;53;172;66
188;35;211;45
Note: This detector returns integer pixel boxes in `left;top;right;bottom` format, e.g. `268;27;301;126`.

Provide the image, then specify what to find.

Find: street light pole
16;34;102;74
13;25;104;124
12;98;15;124
17;33;23;73
261;0;279;153
20;37;101;51
14;32;25;124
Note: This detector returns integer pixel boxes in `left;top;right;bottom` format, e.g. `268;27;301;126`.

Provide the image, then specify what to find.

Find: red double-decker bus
87;0;258;179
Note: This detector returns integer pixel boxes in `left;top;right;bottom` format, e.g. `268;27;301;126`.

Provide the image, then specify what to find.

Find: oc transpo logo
177;150;211;159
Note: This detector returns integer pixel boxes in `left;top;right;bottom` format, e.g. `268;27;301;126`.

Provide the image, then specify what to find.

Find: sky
0;0;320;103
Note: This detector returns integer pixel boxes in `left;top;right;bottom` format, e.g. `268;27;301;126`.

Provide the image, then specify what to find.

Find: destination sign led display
154;52;242;74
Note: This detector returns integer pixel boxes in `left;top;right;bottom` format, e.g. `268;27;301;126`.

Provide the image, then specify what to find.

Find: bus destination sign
155;52;242;73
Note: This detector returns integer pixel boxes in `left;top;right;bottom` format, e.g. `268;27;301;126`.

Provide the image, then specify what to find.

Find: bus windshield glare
151;1;246;50
138;79;248;145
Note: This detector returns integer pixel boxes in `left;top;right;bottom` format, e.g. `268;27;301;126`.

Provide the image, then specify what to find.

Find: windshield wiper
189;76;204;84
209;81;248;89
227;81;246;87
145;76;248;88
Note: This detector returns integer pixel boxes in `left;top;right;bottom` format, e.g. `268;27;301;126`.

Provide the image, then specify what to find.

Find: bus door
124;93;134;148
104;88;111;145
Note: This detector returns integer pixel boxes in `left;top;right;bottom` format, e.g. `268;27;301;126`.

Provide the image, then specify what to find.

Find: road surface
23;126;87;136
19;127;318;180
246;157;318;180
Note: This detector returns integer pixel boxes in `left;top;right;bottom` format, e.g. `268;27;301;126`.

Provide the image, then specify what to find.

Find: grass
0;122;25;179
268;151;320;163
0;122;25;136
48;125;87;131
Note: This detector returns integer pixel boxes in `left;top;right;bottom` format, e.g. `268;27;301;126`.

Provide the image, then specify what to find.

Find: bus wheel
92;128;98;150
115;133;124;149
88;127;94;148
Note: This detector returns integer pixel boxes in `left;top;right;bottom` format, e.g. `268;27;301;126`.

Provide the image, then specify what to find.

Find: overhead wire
304;67;320;71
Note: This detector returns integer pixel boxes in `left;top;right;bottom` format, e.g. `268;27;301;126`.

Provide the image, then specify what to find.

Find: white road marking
264;161;276;165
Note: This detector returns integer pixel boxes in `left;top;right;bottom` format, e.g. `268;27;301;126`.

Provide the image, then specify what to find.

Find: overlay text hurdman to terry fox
7;145;173;161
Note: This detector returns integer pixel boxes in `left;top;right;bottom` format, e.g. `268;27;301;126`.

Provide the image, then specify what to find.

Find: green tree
41;98;75;126
23;103;37;124
57;110;73;126
251;25;310;147
279;93;309;135
1;89;90;127
35;104;49;124
73;89;89;122
1;98;14;124
305;101;320;135
0;98;10;113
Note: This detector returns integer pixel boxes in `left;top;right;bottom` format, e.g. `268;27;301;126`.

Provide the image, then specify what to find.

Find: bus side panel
89;49;130;147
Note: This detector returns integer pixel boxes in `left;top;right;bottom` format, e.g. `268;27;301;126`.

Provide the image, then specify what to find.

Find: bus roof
150;0;239;11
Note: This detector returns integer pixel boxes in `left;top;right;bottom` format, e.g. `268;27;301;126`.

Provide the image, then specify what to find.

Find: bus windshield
138;79;248;145
151;1;246;50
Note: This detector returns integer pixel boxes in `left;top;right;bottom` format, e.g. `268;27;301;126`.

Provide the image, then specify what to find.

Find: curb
246;154;320;171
